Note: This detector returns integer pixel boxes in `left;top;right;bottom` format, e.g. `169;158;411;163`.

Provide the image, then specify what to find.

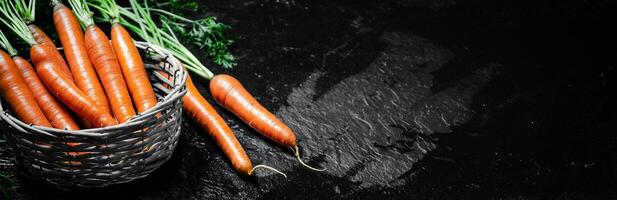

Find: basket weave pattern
0;42;187;187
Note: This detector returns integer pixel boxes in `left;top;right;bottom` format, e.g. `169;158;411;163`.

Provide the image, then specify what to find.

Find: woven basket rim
0;41;187;136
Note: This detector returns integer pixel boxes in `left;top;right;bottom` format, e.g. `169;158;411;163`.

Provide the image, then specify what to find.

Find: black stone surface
1;0;616;199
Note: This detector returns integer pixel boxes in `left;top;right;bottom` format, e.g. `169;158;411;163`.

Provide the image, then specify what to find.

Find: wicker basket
0;42;187;188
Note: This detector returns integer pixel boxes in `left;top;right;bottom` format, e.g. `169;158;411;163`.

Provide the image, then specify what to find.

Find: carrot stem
0;0;37;46
0;30;17;56
66;0;94;29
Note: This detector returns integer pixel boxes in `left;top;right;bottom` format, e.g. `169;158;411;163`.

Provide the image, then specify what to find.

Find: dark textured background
1;0;616;199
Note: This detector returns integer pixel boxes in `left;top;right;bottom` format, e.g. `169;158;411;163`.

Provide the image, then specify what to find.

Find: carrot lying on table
210;75;326;171
184;74;286;176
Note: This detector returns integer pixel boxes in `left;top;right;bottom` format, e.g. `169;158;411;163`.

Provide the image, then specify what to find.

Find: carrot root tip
249;164;288;178
292;146;326;172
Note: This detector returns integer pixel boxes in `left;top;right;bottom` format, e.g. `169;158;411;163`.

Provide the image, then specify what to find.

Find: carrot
111;24;158;113
53;1;111;117
209;75;296;147
35;57;117;128
0;48;51;127
84;25;136;123
183;74;285;176
13;56;80;130
210;74;325;171
27;21;73;82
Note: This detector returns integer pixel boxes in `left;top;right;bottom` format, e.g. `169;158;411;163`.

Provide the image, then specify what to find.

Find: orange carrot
0;49;51;127
33;48;117;128
13;56;79;130
27;24;73;81
184;74;260;175
210;74;325;171
84;25;136;123
111;23;157;113
210;74;297;147
53;1;110;116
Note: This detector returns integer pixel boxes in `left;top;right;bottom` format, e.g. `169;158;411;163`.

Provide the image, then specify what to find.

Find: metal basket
0;41;187;188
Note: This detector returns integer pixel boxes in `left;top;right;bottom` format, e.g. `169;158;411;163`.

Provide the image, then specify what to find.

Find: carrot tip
292;146;326;172
249;164;288;178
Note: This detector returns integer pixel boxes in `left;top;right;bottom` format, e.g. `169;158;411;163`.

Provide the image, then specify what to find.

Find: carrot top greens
89;0;120;24
147;0;199;12
154;9;236;69
141;0;236;68
11;0;35;23
0;0;37;46
67;0;95;29
0;30;18;56
91;0;216;80
90;0;235;75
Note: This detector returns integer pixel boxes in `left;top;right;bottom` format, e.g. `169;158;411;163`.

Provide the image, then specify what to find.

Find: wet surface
1;0;617;199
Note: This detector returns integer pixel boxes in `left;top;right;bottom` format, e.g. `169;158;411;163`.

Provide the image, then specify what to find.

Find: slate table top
1;0;615;199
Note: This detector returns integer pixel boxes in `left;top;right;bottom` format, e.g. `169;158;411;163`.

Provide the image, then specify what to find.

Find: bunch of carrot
1;0;325;178
0;0;156;130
